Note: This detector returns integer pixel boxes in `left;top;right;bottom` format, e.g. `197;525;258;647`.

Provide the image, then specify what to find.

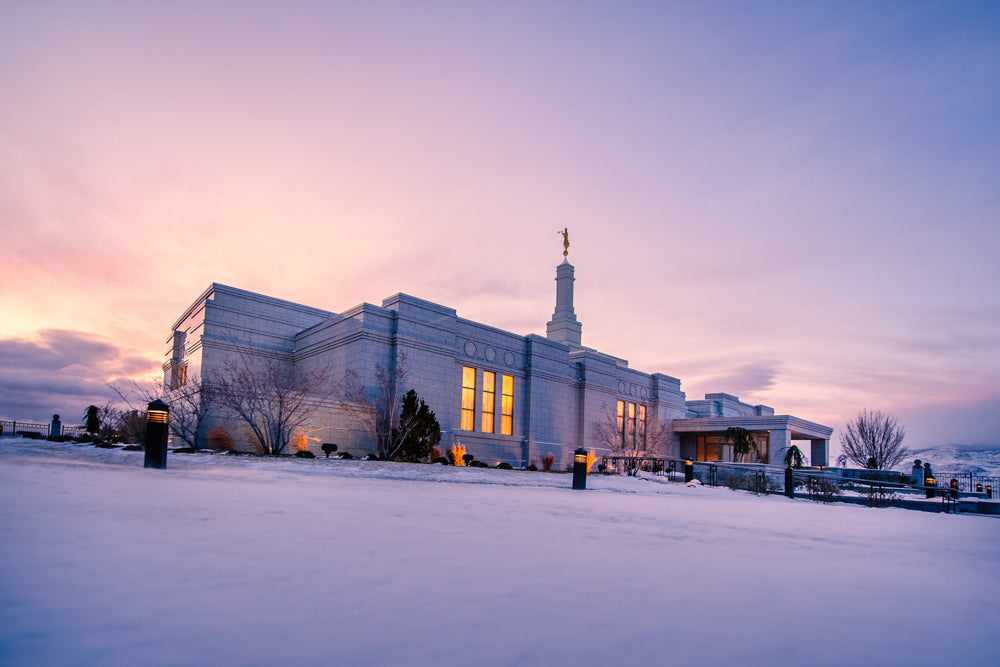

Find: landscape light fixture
572;448;588;490
144;399;169;469
925;474;936;499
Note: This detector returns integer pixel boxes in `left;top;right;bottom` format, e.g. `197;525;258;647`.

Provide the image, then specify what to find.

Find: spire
546;232;583;345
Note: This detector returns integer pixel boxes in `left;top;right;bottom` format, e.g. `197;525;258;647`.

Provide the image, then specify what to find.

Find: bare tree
166;377;219;449
591;405;664;476
338;353;426;460
213;341;334;456
840;409;908;470
111;377;217;449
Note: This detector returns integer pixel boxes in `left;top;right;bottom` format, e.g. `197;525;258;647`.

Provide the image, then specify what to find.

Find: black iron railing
0;420;87;439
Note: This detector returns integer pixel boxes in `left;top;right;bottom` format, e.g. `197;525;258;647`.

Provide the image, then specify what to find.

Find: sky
1;1;998;449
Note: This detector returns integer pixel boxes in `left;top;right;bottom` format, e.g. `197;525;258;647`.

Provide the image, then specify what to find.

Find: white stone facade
164;262;832;467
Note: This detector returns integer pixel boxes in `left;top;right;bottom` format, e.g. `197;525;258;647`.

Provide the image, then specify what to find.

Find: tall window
638;405;647;446
627;402;637;446
617;400;625;443
461;366;476;431
500;374;514;435
481;371;496;433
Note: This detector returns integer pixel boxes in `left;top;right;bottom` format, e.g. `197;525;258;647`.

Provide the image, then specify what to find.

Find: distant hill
903;444;1000;478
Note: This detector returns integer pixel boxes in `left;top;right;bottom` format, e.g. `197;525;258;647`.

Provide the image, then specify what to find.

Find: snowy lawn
1;439;997;666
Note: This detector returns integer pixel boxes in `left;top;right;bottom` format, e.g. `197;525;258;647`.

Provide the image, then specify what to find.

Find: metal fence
931;472;999;495
598;455;998;514
0;420;88;439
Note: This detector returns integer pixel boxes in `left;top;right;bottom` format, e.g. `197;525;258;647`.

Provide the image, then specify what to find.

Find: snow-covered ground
1;438;997;666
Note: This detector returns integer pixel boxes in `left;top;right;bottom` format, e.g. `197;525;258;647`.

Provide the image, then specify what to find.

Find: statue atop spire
546;229;582;346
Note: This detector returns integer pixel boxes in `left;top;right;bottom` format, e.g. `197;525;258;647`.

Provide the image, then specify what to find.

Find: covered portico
672;415;833;467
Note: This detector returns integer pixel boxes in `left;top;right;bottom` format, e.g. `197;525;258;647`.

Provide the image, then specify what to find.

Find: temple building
164;245;832;467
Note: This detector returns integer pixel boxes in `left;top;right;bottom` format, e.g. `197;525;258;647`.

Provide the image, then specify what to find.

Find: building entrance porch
674;415;833;467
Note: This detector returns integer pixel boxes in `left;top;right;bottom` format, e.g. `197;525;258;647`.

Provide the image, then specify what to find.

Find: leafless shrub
748;473;777;495
866;485;900;508
725;472;777;495
90;396;143;443
725;473;746;491
806;477;842;502
118;409;147;444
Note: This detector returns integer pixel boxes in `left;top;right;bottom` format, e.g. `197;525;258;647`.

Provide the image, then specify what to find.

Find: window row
617;399;647;447
461;366;514;435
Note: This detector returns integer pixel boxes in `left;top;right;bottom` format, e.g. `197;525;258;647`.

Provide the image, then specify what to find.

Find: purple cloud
0;330;159;423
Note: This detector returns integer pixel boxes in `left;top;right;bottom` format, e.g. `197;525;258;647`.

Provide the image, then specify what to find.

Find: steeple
546;230;583;346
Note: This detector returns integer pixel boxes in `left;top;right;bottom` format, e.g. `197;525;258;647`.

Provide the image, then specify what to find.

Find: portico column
810;439;829;467
769;428;791;466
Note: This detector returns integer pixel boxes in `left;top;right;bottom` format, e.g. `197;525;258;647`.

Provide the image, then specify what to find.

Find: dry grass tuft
207;427;235;452
449;443;467;466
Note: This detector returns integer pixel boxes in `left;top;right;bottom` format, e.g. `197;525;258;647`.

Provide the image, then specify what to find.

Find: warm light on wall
450;443;467;466
586;449;598;473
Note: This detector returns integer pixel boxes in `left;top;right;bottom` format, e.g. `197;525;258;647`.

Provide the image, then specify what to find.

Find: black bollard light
950;478;959;500
785;466;794;499
572;448;588;490
684;458;694;483
925;474;936;499
143;399;169;469
976;482;982;493
988;485;993;499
